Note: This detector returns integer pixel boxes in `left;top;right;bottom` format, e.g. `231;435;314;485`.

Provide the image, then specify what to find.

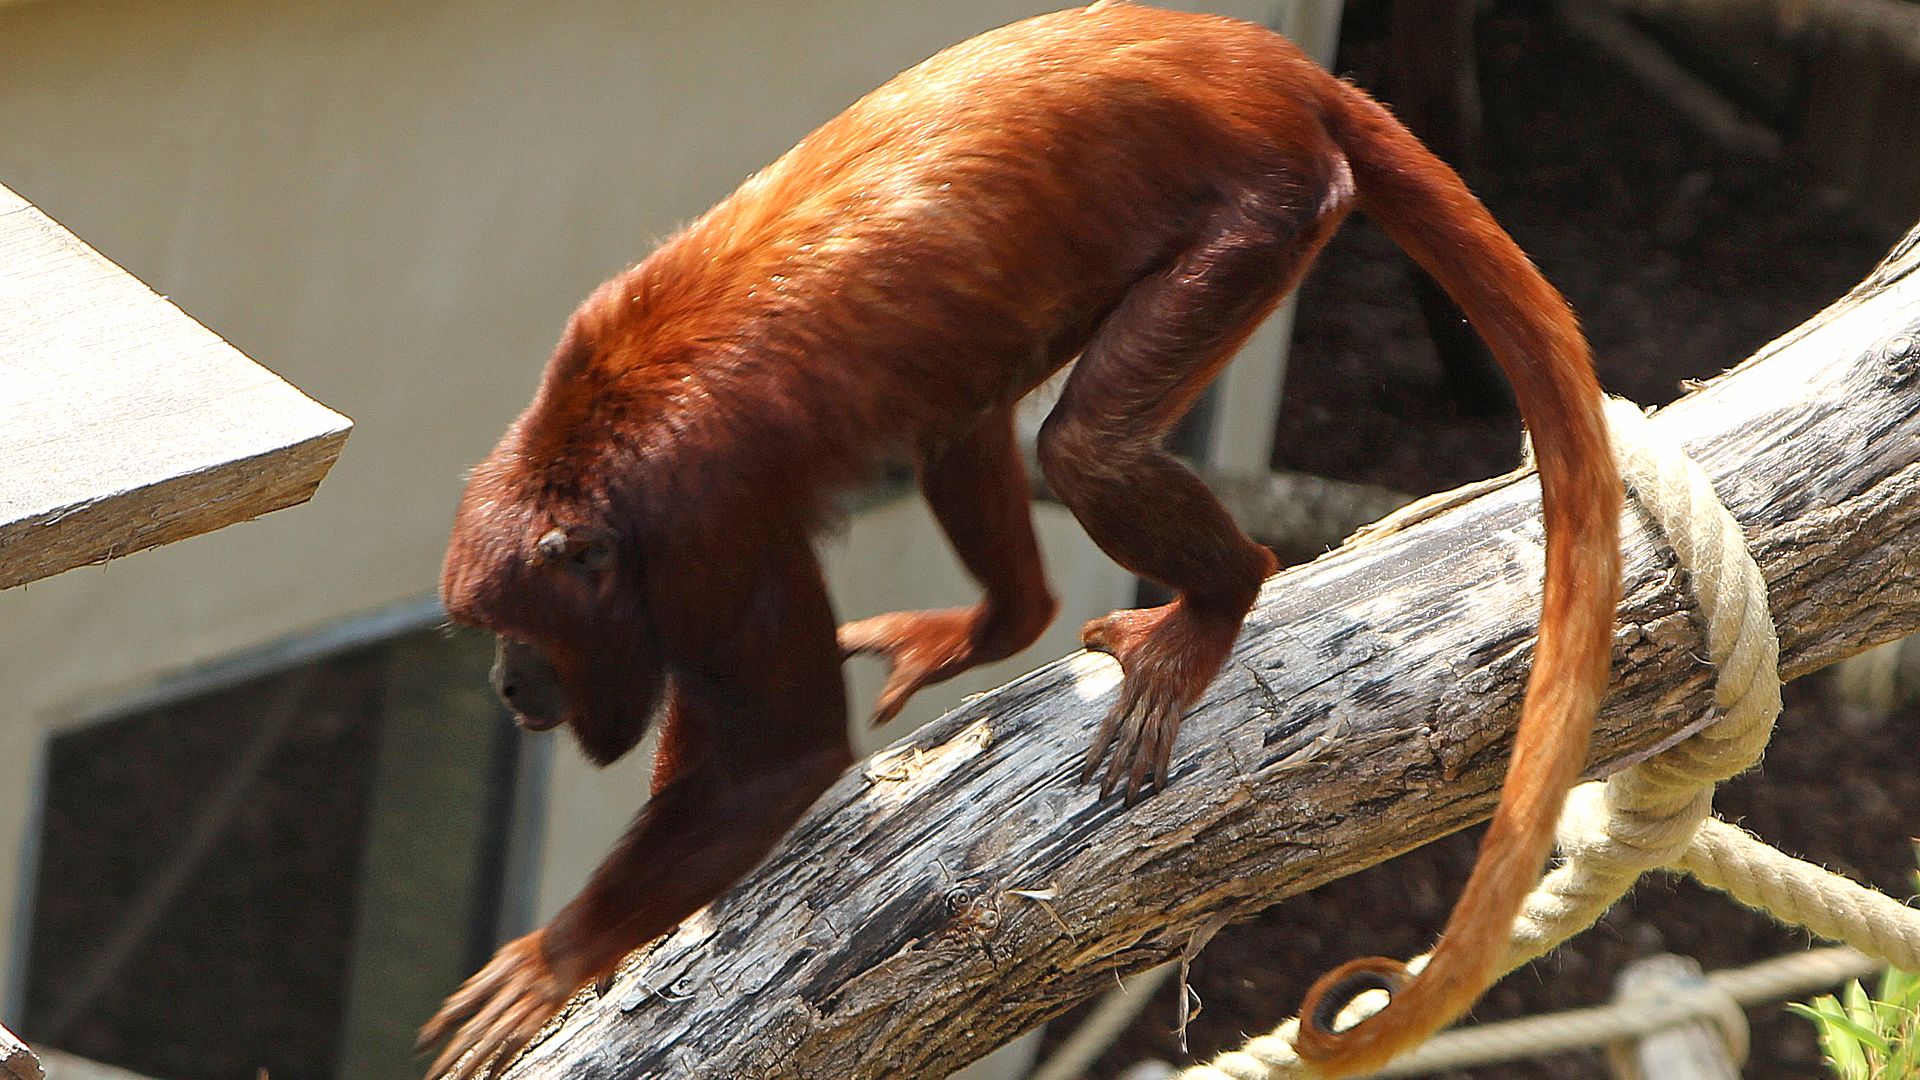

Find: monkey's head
441;430;664;767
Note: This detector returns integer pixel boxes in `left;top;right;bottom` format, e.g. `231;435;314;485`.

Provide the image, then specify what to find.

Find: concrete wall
0;0;1308;1070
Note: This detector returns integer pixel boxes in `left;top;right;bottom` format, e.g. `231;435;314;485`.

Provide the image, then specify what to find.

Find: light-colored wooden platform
0;184;351;590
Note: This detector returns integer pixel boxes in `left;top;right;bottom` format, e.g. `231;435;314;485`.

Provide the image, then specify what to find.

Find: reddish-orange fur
425;5;1621;1077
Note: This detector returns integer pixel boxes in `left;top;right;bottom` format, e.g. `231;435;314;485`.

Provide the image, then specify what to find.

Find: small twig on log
502;224;1920;1079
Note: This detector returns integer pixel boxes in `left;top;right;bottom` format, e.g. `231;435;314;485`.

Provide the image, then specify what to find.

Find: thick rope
1176;398;1920;1079
1682;818;1920;971
1109;949;1877;1080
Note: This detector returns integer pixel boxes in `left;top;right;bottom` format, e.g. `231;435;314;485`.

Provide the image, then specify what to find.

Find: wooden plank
0;1020;40;1080
0;184;351;589
495;223;1920;1078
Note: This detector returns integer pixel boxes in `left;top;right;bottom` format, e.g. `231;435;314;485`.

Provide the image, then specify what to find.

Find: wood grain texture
0;1020;41;1080
496;226;1920;1079
0;184;351;590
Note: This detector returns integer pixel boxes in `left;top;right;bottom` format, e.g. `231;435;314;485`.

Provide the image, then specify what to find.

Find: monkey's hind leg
1039;177;1351;802
838;405;1058;725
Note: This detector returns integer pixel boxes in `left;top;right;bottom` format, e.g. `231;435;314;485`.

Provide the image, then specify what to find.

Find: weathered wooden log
502;226;1920;1079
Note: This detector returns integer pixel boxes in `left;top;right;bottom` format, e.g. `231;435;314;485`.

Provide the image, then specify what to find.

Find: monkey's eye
534;525;614;574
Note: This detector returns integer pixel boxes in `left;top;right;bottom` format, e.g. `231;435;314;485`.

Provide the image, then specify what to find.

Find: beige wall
0;0;1310;1061
0;0;1103;726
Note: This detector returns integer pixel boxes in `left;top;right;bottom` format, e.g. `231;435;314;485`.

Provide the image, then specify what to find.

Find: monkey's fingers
1077;621;1138;789
419;941;521;1051
1075;671;1173;804
423;984;550;1080
838;617;917;725
420;933;564;1080
835;612;908;659
418;977;486;1060
1078;697;1126;788
838;608;986;726
426;994;539;1080
1095;683;1181;804
869;665;929;727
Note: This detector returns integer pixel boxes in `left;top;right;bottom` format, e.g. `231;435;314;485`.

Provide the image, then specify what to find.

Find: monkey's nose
488;658;518;702
490;642;566;730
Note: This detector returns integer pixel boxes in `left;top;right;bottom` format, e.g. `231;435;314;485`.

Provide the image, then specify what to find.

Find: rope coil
1177;397;1920;1079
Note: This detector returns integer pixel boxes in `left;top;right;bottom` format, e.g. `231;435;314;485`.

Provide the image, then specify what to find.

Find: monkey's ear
535;524;615;572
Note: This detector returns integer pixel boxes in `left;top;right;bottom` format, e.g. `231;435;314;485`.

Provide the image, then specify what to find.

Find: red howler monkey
424;3;1622;1077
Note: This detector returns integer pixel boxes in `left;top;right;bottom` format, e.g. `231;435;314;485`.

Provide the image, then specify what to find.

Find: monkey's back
655;11;1334;393
544;3;1352;517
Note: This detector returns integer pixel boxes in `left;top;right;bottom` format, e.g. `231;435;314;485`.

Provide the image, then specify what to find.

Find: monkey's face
442;469;664;767
488;625;661;768
488;636;569;732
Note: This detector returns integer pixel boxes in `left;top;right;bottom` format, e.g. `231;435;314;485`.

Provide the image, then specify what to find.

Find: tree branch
504;224;1920;1079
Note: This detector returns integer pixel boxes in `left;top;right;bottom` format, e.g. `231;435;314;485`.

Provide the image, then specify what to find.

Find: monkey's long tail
1291;84;1624;1078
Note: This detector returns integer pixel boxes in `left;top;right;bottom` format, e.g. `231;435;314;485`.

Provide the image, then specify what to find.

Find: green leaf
1826;1006;1893;1057
1846;979;1874;1018
1795;995;1875;1079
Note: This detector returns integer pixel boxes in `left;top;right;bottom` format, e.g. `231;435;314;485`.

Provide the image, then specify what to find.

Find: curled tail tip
1293;952;1493;1076
1292;956;1409;1072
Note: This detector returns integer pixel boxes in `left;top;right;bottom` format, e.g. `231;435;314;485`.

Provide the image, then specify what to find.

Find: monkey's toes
1080;683;1180;804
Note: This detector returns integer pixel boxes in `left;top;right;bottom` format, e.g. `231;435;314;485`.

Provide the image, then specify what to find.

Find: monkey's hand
1080;600;1242;804
843;602;1052;726
839;607;993;725
419;931;571;1080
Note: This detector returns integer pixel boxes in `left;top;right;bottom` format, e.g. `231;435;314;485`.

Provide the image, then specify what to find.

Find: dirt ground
1067;3;1912;1077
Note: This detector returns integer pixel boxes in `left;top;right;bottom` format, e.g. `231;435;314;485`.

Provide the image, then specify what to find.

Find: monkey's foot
839;602;1049;725
419;931;570;1080
1079;602;1238;803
